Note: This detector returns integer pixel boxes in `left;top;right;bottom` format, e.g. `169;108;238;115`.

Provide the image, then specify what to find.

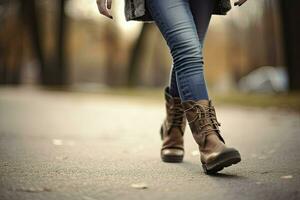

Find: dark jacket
124;0;232;22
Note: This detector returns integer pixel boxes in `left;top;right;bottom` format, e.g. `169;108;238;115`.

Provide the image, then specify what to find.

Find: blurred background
0;1;300;198
0;0;299;108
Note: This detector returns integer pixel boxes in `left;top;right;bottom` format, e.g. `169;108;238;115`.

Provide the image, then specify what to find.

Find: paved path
0;87;299;200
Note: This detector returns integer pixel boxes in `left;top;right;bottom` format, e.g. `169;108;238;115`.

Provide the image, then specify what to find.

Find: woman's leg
169;0;216;100
190;0;216;45
147;0;241;172
147;0;241;173
146;0;215;101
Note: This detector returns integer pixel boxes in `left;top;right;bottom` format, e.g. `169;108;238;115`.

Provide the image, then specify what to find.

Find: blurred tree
0;0;24;84
126;23;152;87
40;0;69;85
55;0;68;85
21;0;47;84
0;0;69;86
280;0;300;90
103;22;122;87
263;0;279;66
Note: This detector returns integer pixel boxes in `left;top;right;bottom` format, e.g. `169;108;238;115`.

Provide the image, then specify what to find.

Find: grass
43;85;300;112
212;91;300;112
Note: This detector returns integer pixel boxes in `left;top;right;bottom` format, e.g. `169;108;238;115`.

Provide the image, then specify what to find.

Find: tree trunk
55;0;68;85
280;0;300;91
126;23;152;87
22;0;47;84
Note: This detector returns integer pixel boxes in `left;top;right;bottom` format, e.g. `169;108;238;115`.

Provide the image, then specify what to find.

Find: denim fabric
145;0;216;101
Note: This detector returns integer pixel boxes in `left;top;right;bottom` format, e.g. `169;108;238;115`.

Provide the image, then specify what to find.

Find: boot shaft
181;99;225;147
163;87;186;133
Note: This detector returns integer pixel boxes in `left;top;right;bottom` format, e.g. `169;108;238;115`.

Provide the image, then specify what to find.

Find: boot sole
161;154;183;163
202;149;241;174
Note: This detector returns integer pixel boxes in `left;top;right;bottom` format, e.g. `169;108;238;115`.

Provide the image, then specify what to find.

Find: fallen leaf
82;196;97;200
260;171;271;174
131;183;148;189
16;187;51;193
251;153;258;158
280;175;293;179
52;139;63;146
258;155;267;160
43;187;51;192
55;156;68;160
267;149;276;154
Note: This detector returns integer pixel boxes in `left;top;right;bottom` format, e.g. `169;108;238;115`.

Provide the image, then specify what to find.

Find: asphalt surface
0;87;299;200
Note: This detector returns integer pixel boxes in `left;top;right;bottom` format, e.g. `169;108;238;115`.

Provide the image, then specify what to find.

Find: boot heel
161;150;184;163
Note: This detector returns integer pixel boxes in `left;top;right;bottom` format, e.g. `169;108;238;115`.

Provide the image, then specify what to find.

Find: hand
96;0;113;19
234;0;248;6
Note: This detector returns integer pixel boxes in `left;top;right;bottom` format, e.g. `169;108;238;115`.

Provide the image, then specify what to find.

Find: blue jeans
145;0;216;101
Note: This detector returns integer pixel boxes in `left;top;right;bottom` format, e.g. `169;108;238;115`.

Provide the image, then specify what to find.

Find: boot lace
187;104;221;135
169;103;185;127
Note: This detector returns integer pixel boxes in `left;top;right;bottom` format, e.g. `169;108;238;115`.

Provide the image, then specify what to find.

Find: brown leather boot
160;87;186;163
182;99;241;174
